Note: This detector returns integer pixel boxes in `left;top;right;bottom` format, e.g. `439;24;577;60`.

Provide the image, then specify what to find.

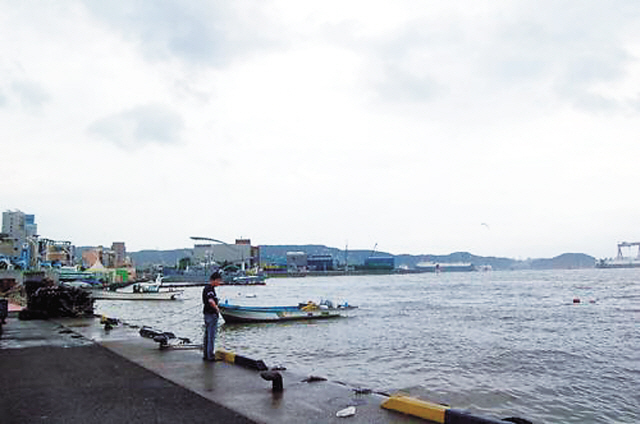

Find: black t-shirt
202;284;219;315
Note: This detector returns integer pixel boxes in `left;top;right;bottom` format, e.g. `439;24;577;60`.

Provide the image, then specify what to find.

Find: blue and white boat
92;275;183;301
219;300;356;323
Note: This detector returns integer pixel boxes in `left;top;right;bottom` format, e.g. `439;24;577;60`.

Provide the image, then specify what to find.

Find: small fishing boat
223;270;267;285
131;275;166;293
227;274;266;285
90;290;183;301
219;300;357;323
89;274;183;301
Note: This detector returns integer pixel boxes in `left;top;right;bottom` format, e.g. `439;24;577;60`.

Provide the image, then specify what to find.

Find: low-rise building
308;254;334;271
193;239;259;270
286;251;307;272
364;256;395;270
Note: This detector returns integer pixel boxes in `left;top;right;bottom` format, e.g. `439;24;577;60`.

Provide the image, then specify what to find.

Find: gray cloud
336;1;640;111
485;2;639;110
88;104;184;148
10;80;50;109
82;0;280;67
348;24;450;104
375;66;442;103
555;54;627;112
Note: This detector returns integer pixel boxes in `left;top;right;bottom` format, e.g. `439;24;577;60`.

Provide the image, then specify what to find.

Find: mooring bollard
260;371;283;392
0;298;8;324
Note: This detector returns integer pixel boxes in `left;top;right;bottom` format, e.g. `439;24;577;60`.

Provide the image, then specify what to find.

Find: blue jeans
203;313;219;360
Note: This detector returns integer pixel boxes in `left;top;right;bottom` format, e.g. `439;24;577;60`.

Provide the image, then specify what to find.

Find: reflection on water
96;269;640;424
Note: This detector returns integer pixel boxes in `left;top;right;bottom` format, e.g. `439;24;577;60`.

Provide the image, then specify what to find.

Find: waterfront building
193;239;259;271
42;240;74;267
82;245;116;268
307;254;334;271
112;242;126;267
25;214;37;237
80;243;136;282
1;210;39;267
193;244;214;264
363;256;395;270
2;210;26;236
286;251;307;272
82;249;100;269
0;234;20;259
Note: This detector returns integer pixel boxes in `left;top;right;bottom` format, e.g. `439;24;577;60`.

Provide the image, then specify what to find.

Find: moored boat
223;271;267;285
131;275;166;293
595;258;640;268
415;262;476;272
219;300;356;323
90;289;183;301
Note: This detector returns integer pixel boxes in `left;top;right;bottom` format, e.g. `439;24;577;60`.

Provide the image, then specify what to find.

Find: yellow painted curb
215;349;236;363
381;395;448;423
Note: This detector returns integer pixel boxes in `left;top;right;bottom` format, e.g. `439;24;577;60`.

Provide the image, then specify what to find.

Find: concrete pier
0;313;423;423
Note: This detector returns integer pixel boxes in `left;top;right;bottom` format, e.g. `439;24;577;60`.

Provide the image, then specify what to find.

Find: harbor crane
616;241;640;259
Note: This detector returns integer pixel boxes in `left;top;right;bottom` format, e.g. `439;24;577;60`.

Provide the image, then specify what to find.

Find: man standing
202;271;222;361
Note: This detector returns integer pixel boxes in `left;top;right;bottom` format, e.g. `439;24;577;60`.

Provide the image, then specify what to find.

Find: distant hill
129;249;192;267
118;245;595;270
390;251;519;270
259;245;380;267
529;253;596;269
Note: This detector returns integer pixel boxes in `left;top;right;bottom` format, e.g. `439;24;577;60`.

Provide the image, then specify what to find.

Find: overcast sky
2;1;639;259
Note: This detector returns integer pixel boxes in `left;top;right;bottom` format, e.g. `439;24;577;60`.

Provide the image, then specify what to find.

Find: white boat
219;300;357;323
415;262;476;272
61;281;95;289
595;258;640;268
131;275;166;293
91;288;183;301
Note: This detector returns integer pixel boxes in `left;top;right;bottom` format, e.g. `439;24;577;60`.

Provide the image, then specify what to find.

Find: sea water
95;268;639;424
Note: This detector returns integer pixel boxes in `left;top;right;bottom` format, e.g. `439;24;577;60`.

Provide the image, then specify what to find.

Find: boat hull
595;262;640;268
219;304;356;323
91;290;183;301
415;263;476;272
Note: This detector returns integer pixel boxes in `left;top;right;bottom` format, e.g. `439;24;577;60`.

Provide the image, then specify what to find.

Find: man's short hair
210;271;222;281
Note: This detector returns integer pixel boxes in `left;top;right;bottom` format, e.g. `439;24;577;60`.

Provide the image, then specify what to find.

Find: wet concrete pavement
0;317;254;423
0;314;423;423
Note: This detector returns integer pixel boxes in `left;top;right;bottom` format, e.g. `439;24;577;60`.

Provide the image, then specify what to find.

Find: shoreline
0;312;528;424
0;314;416;423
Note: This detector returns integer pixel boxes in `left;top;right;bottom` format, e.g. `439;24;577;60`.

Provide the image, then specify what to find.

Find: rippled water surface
96;268;639;423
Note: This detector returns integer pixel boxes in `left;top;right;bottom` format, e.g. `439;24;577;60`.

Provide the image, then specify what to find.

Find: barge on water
414;262;476;272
